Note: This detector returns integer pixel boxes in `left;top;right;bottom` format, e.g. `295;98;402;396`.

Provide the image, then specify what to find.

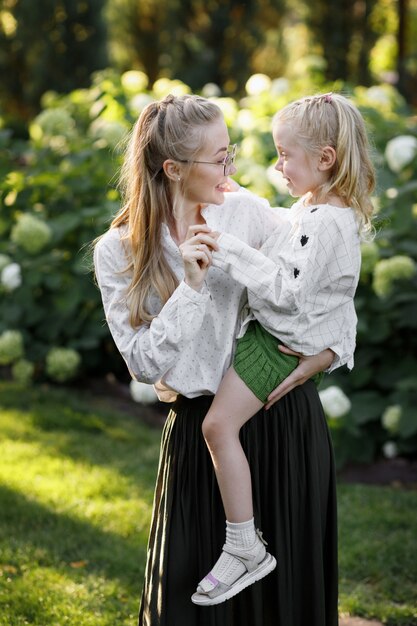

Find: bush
0;68;416;466
0;69;136;384
323;96;417;468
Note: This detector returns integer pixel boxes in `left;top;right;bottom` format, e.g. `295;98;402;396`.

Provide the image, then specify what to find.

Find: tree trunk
397;0;409;98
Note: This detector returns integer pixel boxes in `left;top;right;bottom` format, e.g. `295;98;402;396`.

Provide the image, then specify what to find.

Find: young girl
192;93;376;606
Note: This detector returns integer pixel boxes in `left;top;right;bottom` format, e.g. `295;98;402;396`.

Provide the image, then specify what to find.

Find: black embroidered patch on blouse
293;267;300;278
300;235;309;246
310;207;318;213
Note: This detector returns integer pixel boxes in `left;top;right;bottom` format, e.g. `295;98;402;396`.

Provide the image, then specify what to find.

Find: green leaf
398;406;417;438
350;392;386;424
49;214;82;240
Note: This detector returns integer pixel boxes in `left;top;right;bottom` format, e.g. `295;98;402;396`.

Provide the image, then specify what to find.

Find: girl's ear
163;159;182;182
318;146;337;171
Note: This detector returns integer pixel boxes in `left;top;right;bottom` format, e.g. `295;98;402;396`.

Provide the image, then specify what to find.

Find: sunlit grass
0;382;162;625
0;381;416;625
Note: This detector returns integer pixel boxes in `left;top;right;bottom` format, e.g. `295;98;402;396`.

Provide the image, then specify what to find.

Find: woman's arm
94;230;212;384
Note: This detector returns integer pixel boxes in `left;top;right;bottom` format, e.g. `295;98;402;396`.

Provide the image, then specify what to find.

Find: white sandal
191;530;277;606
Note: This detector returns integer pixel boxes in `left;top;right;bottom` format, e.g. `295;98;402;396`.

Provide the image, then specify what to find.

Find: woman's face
181;117;237;207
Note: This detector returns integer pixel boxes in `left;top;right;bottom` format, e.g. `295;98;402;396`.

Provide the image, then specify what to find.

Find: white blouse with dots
94;191;281;401
213;197;361;372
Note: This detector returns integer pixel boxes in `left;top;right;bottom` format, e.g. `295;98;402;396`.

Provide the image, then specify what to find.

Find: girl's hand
179;225;220;292
224;177;240;192
265;346;334;409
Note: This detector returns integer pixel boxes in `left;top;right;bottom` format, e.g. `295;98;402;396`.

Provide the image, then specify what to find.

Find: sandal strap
256;528;268;545
222;529;268;572
222;544;257;572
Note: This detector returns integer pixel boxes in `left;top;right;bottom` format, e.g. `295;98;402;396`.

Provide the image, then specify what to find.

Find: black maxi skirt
138;380;338;626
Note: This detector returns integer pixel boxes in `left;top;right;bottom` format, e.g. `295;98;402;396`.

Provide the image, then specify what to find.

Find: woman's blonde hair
273;93;376;234
107;94;222;328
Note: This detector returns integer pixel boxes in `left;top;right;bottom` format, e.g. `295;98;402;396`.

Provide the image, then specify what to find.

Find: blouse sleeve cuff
325;347;353;373
213;232;241;266
177;279;211;303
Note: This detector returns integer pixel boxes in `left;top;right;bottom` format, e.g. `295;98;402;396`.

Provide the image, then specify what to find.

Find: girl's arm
94;231;211;384
212;225;298;314
265;345;335;409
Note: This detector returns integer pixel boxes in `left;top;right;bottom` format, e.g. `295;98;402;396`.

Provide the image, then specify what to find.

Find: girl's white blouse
213;198;361;372
94;191;280;401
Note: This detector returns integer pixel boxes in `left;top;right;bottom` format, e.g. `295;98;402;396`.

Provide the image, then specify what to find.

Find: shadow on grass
0;382;163;496
0;483;145;588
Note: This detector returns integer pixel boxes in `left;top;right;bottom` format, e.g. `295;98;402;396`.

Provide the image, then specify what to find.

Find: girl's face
181;118;236;208
273;122;327;199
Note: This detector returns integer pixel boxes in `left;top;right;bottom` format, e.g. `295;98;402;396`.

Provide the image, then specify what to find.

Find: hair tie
323;93;333;103
162;94;175;106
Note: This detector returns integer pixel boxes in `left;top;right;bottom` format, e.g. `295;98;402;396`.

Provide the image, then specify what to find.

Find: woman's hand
265;346;334;409
179;225;220;292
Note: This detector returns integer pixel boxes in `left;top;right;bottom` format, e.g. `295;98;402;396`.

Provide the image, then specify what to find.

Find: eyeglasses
177;144;237;176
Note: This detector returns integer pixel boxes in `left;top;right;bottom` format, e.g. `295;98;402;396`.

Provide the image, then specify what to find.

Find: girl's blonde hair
109;94;222;328
273;93;376;234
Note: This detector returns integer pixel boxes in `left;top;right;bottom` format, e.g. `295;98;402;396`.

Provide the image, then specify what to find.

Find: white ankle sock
208;518;256;586
226;518;257;548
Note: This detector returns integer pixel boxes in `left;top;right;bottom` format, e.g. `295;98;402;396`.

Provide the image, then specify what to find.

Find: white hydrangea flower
129;93;155;115
360;241;379;278
1;262;22;291
201;83;222;98
382;441;398;459
236;109;256;132
366;86;392;107
239;136;266;161
381;405;401;433
211;97;238;126
385;187;398;199
0;330;24;365
373;255;415;297
12;359;35;385
385;135;417;173
46;347;81;382
121;70;149;94
30;108;76;142
245;73;271;96
152;78;190;98
319;385;351;419
270;77;290;96
89;119;128;149
11;213;52;254
130;380;158;405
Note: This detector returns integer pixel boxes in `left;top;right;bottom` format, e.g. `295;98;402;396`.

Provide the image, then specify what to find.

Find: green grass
0;382;161;626
338;483;417;625
0;381;416;625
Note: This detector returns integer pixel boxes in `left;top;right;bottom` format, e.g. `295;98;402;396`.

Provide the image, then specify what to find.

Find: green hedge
0;69;416;466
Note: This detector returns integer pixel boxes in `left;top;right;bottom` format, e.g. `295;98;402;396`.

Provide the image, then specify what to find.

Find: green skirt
234;320;323;402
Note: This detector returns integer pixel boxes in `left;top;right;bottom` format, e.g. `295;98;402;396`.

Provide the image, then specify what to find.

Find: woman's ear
318;146;337;171
163;159;181;182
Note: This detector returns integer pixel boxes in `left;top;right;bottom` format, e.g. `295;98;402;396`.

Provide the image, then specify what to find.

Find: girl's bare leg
193;369;276;605
202;367;264;522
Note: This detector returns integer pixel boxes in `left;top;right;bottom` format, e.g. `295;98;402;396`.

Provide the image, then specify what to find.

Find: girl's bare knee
202;411;227;444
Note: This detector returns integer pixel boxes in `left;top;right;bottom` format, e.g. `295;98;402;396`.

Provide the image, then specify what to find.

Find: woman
94;93;337;626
